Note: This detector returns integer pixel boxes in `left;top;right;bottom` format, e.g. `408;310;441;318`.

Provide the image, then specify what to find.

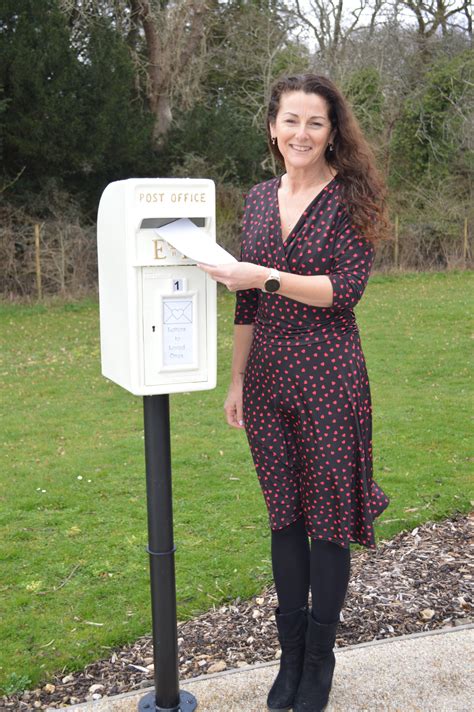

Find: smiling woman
269;92;337;247
197;72;391;712
266;74;389;245
269;92;335;184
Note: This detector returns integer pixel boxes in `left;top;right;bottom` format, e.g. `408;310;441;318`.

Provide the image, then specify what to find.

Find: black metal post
138;394;197;712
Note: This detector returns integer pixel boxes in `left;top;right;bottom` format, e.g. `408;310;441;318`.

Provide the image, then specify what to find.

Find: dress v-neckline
276;174;338;246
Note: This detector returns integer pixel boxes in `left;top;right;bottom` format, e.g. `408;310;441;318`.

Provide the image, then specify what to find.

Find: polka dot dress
234;175;390;550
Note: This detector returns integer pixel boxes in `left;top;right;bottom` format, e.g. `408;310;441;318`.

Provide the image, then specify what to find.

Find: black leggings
271;516;351;623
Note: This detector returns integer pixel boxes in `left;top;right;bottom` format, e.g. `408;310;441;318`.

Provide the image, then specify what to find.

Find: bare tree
219;8;299;123
286;0;386;73
396;0;471;38
129;0;211;143
59;0;213;146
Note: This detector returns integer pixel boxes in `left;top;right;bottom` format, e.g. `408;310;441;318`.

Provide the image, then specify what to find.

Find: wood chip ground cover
3;512;472;710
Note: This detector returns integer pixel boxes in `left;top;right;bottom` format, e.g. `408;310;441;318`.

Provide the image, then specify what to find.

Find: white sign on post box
97;178;232;396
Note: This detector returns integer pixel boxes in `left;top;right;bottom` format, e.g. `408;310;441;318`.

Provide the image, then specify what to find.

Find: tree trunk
153;94;173;145
130;0;209;148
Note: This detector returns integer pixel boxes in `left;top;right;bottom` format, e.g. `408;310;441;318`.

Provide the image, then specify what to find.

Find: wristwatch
262;268;281;293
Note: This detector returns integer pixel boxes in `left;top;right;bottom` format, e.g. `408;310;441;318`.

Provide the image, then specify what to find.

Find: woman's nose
295;123;309;140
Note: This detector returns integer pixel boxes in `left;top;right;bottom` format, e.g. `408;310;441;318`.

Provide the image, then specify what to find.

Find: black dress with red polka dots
234;175;390;550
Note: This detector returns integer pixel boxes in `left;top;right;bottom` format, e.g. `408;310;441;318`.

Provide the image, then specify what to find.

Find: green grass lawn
0;270;472;694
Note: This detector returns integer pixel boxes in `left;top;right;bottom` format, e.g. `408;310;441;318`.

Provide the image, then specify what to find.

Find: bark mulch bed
3;511;473;710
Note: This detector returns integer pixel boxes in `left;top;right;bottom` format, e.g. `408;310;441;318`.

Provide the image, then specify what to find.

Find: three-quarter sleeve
328;211;376;311
234;192;260;325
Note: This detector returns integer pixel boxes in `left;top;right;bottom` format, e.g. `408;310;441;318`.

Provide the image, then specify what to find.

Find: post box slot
140;217;206;229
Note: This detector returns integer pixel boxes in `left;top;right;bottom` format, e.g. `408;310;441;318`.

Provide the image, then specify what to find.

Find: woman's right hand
224;380;245;429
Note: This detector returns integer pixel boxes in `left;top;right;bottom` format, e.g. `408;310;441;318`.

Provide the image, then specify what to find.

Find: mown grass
0;270;472;693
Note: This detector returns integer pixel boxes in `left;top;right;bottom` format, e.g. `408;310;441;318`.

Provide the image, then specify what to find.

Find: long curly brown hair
266;73;390;244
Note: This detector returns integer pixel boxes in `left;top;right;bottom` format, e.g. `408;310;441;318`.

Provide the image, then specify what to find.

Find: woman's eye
284;120;323;127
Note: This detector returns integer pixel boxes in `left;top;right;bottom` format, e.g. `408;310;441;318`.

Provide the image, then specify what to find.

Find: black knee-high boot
292;609;339;712
267;605;308;712
267;518;310;711
293;539;350;711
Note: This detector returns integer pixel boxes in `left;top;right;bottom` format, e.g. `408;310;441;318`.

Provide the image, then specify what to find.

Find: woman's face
270;90;334;174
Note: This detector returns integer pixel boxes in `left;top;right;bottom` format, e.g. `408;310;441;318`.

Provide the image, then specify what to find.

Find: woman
197;73;390;712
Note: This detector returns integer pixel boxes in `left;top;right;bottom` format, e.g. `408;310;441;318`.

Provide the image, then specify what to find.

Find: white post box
97;178;216;396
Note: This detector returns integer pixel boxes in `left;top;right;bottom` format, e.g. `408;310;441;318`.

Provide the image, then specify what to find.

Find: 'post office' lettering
138;191;207;204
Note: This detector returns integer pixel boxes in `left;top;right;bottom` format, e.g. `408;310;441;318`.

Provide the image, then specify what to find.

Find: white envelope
154;218;237;266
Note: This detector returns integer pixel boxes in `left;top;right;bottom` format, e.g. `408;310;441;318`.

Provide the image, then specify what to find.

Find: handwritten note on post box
154;218;237;266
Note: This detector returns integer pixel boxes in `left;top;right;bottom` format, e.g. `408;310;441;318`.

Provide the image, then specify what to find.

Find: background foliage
1;7;472;199
0;1;472;295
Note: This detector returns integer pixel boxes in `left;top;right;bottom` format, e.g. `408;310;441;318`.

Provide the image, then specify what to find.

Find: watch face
265;277;280;293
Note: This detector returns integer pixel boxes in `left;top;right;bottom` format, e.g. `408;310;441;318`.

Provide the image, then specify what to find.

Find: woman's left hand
196;261;266;292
